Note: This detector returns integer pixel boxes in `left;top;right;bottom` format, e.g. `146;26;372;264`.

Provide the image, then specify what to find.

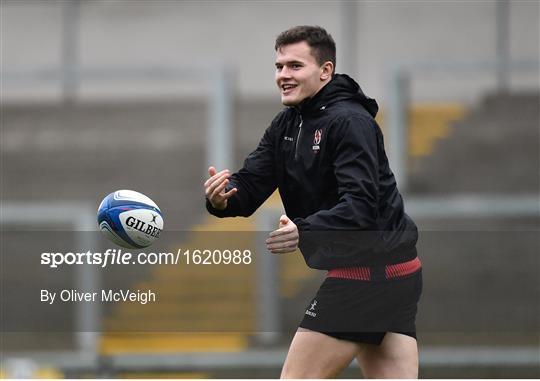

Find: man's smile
281;83;298;95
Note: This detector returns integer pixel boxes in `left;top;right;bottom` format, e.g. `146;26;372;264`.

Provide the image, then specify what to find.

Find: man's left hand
266;215;299;254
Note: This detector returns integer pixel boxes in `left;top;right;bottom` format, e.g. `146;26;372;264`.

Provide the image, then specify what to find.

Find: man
204;25;422;378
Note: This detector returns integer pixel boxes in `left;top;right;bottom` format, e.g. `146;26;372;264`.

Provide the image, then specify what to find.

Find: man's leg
280;328;359;379
355;332;419;378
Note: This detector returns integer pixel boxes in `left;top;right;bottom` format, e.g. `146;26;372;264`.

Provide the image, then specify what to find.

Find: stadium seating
2;93;538;362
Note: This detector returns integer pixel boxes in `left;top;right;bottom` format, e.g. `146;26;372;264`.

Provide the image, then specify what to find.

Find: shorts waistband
327;257;422;281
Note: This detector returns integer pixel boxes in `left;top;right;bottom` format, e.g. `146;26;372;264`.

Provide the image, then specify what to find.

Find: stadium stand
409;92;539;193
2;94;538;377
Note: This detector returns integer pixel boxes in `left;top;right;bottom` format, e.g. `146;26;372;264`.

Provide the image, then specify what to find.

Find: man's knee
280;366;310;379
280;332;357;378
280;354;334;379
280;364;332;379
356;333;419;378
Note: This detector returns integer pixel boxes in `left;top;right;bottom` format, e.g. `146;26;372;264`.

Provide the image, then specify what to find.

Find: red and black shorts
299;257;423;345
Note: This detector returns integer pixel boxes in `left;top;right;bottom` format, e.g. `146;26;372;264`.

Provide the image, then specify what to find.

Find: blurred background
1;0;539;378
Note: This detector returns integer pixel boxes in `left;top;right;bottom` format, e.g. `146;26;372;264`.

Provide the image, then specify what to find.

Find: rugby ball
97;190;164;249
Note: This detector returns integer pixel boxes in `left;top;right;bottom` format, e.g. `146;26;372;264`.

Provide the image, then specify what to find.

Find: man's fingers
207;174;230;198
223;187;238;198
270;248;297;254
213;185;237;202
210;172;231;189
210;178;230;200
205;178;223;198
205;177;219;198
204;167;235;211
205;172;230;195
204;169;230;188
208;179;237;203
267;241;298;251
266;214;298;253
204;170;228;188
266;231;298;244
266;233;298;248
268;244;298;254
268;225;295;237
267;244;298;252
205;167;223;185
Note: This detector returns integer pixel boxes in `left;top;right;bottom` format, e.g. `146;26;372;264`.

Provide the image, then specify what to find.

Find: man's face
275;41;329;106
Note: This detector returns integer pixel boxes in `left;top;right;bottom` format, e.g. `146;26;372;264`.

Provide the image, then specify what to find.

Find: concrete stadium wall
2;1;539;104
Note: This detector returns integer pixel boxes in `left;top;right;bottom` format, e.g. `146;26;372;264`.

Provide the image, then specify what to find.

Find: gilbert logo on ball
97;190;164;249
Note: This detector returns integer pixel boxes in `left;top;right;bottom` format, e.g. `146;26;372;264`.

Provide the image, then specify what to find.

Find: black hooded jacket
207;74;418;269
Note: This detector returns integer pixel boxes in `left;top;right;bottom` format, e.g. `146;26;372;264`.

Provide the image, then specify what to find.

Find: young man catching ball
205;25;422;378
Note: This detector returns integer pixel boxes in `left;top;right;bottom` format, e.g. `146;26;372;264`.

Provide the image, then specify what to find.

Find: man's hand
266;215;299;254
204;166;237;210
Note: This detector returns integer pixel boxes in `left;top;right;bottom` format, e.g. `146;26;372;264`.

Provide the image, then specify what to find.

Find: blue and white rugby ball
97;190;164;249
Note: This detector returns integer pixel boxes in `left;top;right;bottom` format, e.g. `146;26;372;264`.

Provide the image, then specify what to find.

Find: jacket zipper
294;114;303;160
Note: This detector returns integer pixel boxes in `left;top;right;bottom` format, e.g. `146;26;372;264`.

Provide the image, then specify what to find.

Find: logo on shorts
305;299;318;317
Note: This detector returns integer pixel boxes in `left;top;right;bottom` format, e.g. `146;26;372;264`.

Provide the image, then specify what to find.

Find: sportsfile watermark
2;230;538;334
41;248;253;268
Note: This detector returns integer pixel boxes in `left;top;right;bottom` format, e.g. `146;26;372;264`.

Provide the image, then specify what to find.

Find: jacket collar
294;74;379;118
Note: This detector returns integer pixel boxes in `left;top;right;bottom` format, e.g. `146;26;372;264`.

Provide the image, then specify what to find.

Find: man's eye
292;64;301;69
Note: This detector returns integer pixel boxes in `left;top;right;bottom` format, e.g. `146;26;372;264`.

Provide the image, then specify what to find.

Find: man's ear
320;61;334;81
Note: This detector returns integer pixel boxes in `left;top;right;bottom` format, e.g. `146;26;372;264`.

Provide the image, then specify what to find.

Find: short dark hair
275;25;336;71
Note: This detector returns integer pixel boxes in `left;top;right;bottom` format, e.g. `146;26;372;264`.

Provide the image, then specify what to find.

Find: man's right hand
204;166;238;210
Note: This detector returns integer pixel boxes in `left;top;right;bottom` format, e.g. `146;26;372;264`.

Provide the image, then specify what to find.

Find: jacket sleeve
293;115;379;231
206;124;278;218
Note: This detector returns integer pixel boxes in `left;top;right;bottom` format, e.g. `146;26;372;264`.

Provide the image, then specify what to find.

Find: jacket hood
299;73;379;117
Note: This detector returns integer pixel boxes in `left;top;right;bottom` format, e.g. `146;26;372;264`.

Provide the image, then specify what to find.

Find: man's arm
205;125;278;218
204;167;237;210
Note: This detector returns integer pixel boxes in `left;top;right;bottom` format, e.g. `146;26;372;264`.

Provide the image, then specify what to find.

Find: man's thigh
281;328;360;379
356;332;419;379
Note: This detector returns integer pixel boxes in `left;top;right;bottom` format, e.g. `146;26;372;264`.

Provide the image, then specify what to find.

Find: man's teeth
283;84;297;90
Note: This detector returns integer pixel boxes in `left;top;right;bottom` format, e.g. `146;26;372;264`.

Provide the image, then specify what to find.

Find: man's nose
278;66;292;79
